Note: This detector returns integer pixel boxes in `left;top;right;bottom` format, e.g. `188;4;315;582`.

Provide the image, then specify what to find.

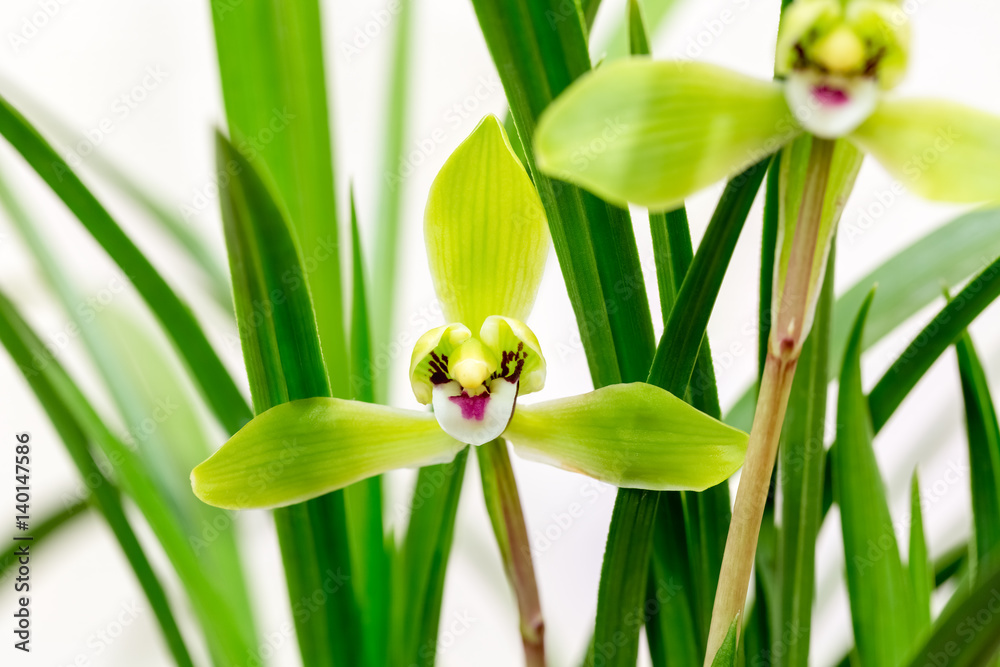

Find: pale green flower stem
477;440;546;666
705;139;836;662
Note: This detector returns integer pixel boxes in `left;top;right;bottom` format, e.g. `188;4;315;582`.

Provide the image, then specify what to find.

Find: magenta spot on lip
449;392;490;421
813;85;850;106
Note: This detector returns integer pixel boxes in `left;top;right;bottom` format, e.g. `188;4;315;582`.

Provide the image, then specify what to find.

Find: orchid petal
432;379;518;446
191;398;464;509
480;315;546;396
504;383;748;491
409;322;472;404
534;59;798;209
850;99;1000;203
425;115;549;330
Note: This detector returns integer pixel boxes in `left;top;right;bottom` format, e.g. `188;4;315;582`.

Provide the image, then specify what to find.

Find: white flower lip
785;70;879;139
431;378;519;446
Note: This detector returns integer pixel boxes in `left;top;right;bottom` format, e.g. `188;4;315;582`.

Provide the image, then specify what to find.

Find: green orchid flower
535;0;1000;362
191;115;749;511
536;0;1000;210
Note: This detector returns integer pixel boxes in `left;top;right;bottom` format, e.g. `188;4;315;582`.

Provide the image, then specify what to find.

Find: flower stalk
705;137;839;663
477;440;545;667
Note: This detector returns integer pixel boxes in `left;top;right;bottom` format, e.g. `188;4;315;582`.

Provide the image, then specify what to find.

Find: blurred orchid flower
192;115;748;510
535;0;1000;357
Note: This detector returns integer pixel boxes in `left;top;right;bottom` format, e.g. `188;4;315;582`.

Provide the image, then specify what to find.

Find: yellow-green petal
503;383;748;491
191;398;464;509
534;58;798;210
425;114;549;330
409;322;472;404
849;98;1000;203
480;315;546;396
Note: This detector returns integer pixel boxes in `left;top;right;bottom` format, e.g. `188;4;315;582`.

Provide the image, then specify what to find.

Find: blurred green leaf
869;253;1000;433
210;0;349;398
955;332;1000;577
391;450;469;666
834;289;915;666
214;133;362;667
903;553;1000;667
371;0;414;390
0;93;251;434
0;292;195;667
909;474;933;636
344;192;390;667
2;497;90;578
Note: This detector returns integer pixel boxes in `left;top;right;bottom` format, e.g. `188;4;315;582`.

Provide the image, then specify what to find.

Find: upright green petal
425;115;549;330
192;399;464;509
503;383;748;491
534;59;798;209
850;98;1000;203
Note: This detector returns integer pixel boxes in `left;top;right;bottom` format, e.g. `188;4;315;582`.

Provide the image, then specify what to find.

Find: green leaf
909;473;933;636
0;293;195;667
507;383;748;491
0;93;251;434
869;253;1000;433
424;115;549;330
193;398;464;509
776;249;834;667
371;0;414;386
0;160;257;662
2;497;89;578
213;132;362;667
709;617;740;667
728;209;1000;431
210;0;349;398
902;554;1000;667
344;192;390;667
627;0;652;56
601;0;682;60
955;332;1000;575
850;99;1000;203
535;59;794;209
834;289;914;666
391;450;469;666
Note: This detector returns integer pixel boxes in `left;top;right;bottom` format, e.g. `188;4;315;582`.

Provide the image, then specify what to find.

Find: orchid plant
534;0;1000;661
192;116;747;513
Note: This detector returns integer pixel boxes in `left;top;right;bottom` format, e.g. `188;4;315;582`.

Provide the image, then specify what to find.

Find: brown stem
704;353;797;663
477;440;545;667
704;137;837;663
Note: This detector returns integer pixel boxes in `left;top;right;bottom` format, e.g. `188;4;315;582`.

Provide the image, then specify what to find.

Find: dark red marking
449;391;490;420
813;85;849;106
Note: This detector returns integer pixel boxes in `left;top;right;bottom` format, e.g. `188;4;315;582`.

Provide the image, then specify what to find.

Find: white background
0;0;998;665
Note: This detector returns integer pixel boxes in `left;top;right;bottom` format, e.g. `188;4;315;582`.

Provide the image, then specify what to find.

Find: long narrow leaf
215;133;362;667
834;290;915;666
909;474;933;636
344;193;390;667
210;0;349;398
0;293;194;667
390;450;469;666
0;94;251;434
955;332;1000;576
1;498;89;578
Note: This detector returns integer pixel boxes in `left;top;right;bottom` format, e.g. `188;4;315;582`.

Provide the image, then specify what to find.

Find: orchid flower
535;0;1000;357
191;116;748;511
